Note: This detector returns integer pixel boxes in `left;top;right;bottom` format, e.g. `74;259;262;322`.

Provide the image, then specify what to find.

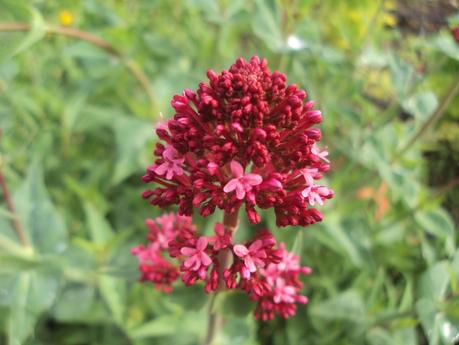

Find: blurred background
1;0;459;344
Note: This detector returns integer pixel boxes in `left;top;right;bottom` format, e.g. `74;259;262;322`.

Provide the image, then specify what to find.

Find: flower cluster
142;56;333;227
132;213;311;320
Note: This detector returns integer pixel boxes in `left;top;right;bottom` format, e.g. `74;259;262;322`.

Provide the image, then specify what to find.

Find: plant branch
0;167;28;247
0;22;155;111
393;76;459;162
203;210;239;345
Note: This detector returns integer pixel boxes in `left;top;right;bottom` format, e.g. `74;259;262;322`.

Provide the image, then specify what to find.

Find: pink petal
196;237;208;251
249;239;262;252
223;179;238;193
243;174;263;186
244;256;257;272
183;256;197;269
153;162;169;176
181;247;196;256
235;183;246;200
165;167;174;180
230;160;244;178
200;252;212;266
233;244;249;257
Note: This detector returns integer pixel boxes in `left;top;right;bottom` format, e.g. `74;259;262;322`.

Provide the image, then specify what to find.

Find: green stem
393;76;459;163
202;210;239;345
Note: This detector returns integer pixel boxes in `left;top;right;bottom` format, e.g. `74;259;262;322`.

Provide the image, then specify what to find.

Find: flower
142;56;333;227
301;185;334;206
151;144;185;180
181;237;212;271
58;10;74;27
223;160;262;200
233;240;267;279
133;213;311;319
254;244;311;320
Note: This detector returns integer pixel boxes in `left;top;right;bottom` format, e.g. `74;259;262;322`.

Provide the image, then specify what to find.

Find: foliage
0;0;458;344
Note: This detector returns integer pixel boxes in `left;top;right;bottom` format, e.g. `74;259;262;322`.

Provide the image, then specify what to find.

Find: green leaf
12;8;46;56
7;271;59;345
417;261;450;301
415;208;455;256
111;116;153;184
129;315;178;339
98;274;125;324
428;33;459;61
216;290;255;318
52;284;95;322
83;202;114;246
309;290;366;323
402;91;438;121
252;0;283;51
13;163;68;254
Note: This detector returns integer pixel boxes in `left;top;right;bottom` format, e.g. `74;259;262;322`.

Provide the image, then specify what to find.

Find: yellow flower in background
58;10;74;26
382;12;397;28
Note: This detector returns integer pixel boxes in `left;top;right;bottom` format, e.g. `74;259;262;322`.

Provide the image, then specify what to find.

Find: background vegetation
1;0;459;344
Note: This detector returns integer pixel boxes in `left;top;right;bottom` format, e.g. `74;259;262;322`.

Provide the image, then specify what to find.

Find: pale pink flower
153;145;185;180
223;160;262;200
273;278;297;304
301;185;333;206
300;168;319;186
311;144;329;163
180;237;212;271
233;240;267;279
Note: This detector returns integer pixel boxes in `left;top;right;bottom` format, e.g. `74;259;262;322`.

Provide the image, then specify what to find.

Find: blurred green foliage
0;0;459;344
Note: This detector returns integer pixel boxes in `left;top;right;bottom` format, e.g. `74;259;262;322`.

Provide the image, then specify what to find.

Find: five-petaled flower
223;161;262;200
180;237;212;271
233;240;267;279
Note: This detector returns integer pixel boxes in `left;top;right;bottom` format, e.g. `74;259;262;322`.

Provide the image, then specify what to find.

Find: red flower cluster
132;213;311;320
142;56;333;227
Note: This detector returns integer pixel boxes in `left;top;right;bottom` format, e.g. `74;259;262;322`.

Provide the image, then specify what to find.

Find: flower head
452;26;459;44
142;56;333;227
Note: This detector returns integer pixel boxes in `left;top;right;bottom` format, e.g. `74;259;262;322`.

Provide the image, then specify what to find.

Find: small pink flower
300;168;319;186
180;237;212;271
273;278;297;304
223;161;262;200
301;185;333;206
234;240;267;279
153;145;185;180
311;144;329;163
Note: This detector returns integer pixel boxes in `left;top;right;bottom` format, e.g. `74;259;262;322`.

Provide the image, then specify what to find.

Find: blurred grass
0;0;459;344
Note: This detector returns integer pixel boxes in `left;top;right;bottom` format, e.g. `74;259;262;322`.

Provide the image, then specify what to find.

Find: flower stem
0;167;28;247
203;210;239;345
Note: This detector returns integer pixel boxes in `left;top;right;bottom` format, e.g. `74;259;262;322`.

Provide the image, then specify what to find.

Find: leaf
53;284;95;322
415;208;456;256
402;91;438;121
83;202;114;246
12;8;46;56
7;271;59;345
321;217;365;267
13;162;68;254
428;33;459;61
216;290;255;318
129;315;178;339
252;0;283;51
111;116;154;184
98;275;125;324
417;261;450;301
309;290;366;323
416;298;459;345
